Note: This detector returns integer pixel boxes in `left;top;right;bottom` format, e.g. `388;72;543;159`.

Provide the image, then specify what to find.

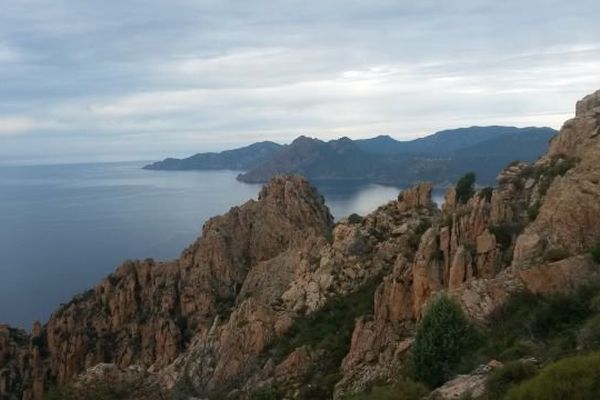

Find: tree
411;295;477;388
456;172;476;204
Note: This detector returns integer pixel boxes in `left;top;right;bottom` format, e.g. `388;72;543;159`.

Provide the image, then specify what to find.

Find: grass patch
505;352;600;400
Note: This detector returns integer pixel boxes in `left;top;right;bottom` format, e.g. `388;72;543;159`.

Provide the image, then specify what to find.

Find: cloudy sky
1;0;600;165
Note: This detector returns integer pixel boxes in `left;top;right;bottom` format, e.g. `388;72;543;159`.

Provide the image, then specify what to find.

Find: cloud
0;116;53;136
1;0;600;163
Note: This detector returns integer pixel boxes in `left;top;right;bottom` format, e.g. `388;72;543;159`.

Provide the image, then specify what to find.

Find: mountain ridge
144;126;556;186
143;141;282;171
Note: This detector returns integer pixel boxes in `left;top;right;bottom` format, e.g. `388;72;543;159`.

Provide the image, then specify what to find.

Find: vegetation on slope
266;278;381;399
347;283;600;400
505;352;600;400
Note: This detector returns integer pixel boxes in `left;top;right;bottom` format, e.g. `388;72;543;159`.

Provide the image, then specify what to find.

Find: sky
1;0;600;165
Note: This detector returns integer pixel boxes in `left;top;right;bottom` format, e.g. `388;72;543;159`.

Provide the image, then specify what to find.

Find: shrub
590;241;600;264
249;386;282;400
577;315;600;351
411;295;479;388
542;247;570;262
43;379;170;400
505;352;600;400
489;224;523;252
344;377;428;400
527;203;540;221
348;213;363;224
480;187;494;202
483;285;600;363
268;278;380;397
171;373;197;400
456;172;476;204
485;361;538;400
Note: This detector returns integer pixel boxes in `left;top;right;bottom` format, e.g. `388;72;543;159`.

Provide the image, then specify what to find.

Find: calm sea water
0;162;443;328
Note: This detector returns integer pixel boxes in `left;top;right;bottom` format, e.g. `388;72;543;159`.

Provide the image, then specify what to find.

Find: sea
0;161;444;328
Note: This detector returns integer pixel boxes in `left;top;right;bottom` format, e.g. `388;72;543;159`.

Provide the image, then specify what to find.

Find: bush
456;172;476;204
348;213;364;224
505;352;600;400
171;373;197;400
483;285;600;363
590;242;600;264
344;377;428;400
577;315;600;351
489;224;523;252
527;204;540;221
250;386;282;400
44;380;170;400
480;187;494;202
411;295;479;388
484;361;538;400
542;247;570;262
268;278;380;397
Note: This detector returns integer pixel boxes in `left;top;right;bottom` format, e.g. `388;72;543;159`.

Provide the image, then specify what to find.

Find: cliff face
1;91;600;400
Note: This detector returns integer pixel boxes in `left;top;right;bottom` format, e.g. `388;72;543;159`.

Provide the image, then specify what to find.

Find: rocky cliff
1;91;599;400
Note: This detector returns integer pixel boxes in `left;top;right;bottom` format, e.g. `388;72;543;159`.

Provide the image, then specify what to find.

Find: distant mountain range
143;126;557;185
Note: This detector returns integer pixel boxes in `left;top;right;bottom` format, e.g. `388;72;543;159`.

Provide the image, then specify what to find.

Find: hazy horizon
0;124;557;167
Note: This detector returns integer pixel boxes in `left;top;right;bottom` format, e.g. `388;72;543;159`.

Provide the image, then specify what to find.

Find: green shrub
497;341;540;362
542;247;570;262
411;295;479;388
527;203;540;221
171;373;197;400
484;361;538;400
43;381;169;400
537;176;551;197
348;213;363;225
590;242;600;264
577;315;600;351
344;377;428;400
480;187;494;202
591;292;600;312
456;172;476;204
505;352;600;400
268;278;380;397
489;224;523;252
483;285;600;363
249;386;282;400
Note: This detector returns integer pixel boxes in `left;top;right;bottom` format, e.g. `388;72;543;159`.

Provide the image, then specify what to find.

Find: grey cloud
1;0;600;164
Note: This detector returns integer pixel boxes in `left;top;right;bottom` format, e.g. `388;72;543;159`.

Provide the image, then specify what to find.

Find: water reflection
315;180;445;219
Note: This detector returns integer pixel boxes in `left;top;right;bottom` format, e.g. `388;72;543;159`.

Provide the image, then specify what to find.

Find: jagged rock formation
1;91;600;400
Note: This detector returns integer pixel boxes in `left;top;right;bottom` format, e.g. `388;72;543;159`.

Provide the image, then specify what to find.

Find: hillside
146;127;556;186
355;126;555;155
238;127;555;185
1;90;599;400
142;141;282;171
